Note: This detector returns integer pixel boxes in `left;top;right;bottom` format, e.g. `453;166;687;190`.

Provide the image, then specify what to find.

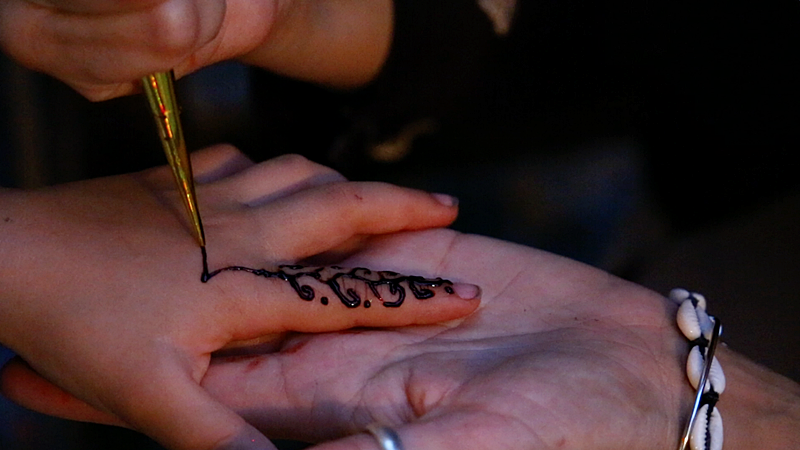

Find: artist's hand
0;0;392;100
0;145;479;450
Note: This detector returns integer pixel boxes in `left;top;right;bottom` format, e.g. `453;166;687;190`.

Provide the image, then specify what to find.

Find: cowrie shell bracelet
671;288;725;450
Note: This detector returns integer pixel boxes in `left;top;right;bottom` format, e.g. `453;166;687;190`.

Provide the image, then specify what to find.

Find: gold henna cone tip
451;283;481;300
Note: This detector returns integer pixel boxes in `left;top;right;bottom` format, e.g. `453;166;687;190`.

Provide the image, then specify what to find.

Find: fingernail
432;193;459;207
451;283;481;300
216;428;278;450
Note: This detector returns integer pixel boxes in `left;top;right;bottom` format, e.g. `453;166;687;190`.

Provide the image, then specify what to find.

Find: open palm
198;229;690;450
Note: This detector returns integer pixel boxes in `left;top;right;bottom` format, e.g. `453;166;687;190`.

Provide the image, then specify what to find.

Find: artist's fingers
15;0;168;14
239;0;392;87
2;0;390;101
206;154;347;206
0;357;125;426
0;0;234;100
246;182;459;261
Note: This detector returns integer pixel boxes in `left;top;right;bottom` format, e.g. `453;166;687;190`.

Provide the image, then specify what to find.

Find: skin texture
3;2;798;449
0;146;480;450
7;229;800;449
0;0;393;100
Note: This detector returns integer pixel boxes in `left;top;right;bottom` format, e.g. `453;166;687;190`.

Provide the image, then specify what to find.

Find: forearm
715;347;800;449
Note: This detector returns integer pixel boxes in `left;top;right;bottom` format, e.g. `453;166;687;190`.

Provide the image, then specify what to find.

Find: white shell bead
686;346;726;394
696;307;715;341
670;288;691;304
692;293;707;311
687;345;704;390
690;404;723;450
709;356;726;394
678;300;702;341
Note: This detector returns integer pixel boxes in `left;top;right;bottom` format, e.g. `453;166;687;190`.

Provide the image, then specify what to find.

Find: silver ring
365;423;405;450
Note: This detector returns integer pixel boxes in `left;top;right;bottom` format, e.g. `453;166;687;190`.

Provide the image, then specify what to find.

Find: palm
202;229;690;449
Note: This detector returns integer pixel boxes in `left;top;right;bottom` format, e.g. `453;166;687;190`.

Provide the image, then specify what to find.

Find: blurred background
2;0;798;448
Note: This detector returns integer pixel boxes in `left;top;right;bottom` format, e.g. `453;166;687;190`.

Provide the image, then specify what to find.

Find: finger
308;429;400;450
192;144;256;184
341;229;463;275
139;144;255;191
26;0;170;14
307;415;517;450
0;0;230;100
247;182;459;261
202;332;411;442
240;0;393;87
208;264;480;341
206;154;346;206
107;361;278;450
0;357;125;426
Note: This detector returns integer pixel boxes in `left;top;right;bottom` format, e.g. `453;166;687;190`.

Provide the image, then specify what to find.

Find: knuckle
272;153;313;168
145;0;211;59
323;181;363;205
210;143;245;159
273;154;347;182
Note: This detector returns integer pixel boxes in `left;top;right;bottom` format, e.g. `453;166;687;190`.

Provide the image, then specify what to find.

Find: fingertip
214;426;279;450
431;193;459;208
451;282;481;300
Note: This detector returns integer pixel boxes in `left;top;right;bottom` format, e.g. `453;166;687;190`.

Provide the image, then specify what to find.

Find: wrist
716;347;800;449
668;289;800;450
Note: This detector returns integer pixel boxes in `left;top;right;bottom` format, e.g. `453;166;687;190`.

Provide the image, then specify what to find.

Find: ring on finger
365;423;405;450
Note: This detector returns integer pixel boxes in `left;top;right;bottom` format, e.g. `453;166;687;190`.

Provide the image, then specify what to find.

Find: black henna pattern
200;248;452;308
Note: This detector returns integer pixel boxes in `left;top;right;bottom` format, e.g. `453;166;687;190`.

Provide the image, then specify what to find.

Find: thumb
1;356;124;426
107;361;278;450
1;355;279;450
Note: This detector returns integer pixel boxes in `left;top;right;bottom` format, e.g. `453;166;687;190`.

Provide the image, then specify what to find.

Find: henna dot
445;286;454;294
364;300;371;308
321;297;329;305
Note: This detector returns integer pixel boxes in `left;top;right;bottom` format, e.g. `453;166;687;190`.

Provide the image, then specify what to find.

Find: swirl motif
201;253;452;308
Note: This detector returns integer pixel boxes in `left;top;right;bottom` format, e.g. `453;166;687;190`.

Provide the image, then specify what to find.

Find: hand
3;228;687;448
0;146;479;450
0;0;393;100
9;230;800;449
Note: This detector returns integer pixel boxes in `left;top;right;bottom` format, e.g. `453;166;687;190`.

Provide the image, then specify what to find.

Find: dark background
2;0;798;448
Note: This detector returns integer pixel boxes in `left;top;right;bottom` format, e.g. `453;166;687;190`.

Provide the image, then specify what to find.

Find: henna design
200;249;452;308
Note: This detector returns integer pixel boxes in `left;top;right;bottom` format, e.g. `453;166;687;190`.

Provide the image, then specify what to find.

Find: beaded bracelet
670;288;725;450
